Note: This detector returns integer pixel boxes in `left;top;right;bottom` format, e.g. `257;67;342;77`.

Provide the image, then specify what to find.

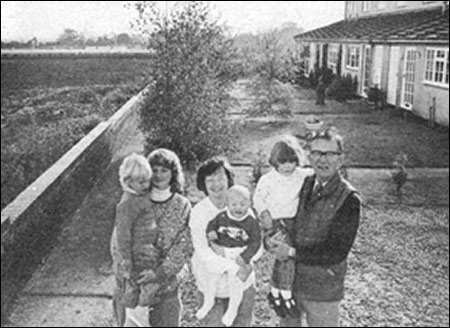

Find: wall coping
0;86;147;229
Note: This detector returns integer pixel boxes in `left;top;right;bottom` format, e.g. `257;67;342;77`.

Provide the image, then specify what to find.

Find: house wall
346;1;444;19
383;44;449;126
299;39;449;126
413;45;449;126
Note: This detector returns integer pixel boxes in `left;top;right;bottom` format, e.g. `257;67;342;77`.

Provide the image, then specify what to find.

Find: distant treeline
2;29;147;49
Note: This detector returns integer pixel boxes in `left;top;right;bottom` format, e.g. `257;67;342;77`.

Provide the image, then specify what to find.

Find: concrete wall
0;87;147;319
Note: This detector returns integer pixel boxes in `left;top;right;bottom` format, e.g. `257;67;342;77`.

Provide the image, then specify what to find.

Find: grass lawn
229;81;449;168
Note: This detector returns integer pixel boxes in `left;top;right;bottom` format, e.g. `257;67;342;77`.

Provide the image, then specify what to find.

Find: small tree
131;1;237;165
246;30;294;117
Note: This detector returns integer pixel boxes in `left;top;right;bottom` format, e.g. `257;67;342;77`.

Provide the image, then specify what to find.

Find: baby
196;185;261;326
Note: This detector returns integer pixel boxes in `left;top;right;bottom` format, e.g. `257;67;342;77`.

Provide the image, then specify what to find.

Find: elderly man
271;128;361;327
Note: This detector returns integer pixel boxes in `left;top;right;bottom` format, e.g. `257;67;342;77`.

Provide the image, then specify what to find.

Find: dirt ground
3;79;449;327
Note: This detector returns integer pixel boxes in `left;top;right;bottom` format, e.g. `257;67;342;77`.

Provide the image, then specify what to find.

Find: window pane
445;52;449;84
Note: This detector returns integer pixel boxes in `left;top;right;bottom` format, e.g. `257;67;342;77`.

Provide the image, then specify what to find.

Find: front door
387;46;400;106
401;48;418;110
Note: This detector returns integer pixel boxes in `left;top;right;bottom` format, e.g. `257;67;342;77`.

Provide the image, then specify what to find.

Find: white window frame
328;44;339;73
424;48;449;88
363;1;370;12
346;45;360;69
348;1;356;16
377;1;387;10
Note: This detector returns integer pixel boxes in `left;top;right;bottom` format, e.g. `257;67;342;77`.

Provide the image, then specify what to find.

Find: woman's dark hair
196;157;234;195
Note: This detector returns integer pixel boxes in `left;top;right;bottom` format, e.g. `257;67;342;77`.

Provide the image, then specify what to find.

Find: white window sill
422;81;449;90
346;66;359;71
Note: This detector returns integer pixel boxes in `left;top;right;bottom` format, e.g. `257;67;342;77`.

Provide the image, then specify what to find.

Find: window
328;45;339;73
424;48;449;86
377;1;387;10
397;1;407;7
348;1;356;15
363;1;370;12
346;45;360;69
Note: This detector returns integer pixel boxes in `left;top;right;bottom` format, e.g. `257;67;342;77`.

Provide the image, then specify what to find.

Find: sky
1;1;345;42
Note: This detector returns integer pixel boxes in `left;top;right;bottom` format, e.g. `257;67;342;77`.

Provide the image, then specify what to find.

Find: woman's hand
236;263;253;282
210;242;225;256
260;210;273;230
137;269;158;284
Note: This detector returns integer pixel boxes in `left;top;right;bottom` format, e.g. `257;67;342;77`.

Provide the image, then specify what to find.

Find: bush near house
327;74;359;102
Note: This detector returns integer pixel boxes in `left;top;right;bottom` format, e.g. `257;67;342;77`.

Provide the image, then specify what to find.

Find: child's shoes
267;293;287;318
282;297;300;318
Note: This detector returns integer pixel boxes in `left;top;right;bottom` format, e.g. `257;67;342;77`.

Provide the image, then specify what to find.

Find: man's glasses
309;150;342;161
305;127;344;155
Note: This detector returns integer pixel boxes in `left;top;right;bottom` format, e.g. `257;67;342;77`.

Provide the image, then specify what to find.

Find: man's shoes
282;298;301;318
267;293;287;318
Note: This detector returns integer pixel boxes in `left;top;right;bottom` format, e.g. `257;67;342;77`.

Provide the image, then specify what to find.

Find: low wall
0;86;147;320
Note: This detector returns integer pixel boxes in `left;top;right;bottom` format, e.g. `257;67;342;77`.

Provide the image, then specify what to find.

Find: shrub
246;77;294;117
132;1;237;165
245;30;296;117
327;74;358;102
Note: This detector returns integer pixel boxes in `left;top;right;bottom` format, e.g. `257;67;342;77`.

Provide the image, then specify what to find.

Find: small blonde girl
111;153;160;325
253;135;312;318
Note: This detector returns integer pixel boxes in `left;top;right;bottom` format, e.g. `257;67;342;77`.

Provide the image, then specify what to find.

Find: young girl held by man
253;135;313;318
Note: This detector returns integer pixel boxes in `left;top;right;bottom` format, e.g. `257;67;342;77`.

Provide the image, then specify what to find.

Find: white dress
189;197;257;297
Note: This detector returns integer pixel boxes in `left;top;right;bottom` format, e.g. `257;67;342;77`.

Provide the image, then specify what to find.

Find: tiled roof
295;8;449;44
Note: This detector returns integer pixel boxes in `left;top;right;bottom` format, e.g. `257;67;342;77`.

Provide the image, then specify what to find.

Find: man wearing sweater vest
271;127;361;327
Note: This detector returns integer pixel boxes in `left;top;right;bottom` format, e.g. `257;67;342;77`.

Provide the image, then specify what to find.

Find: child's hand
210;242;225;256
207;231;219;242
117;260;132;280
236;264;253;282
260;210;273;230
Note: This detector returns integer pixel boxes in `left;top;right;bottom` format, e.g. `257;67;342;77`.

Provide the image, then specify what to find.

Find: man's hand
137;269;157;284
270;240;294;261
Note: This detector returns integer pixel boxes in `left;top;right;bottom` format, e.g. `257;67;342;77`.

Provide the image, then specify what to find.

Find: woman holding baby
189;157;259;327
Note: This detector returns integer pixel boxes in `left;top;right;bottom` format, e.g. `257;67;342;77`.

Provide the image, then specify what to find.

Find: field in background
1;54;150;210
1;55;151;96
